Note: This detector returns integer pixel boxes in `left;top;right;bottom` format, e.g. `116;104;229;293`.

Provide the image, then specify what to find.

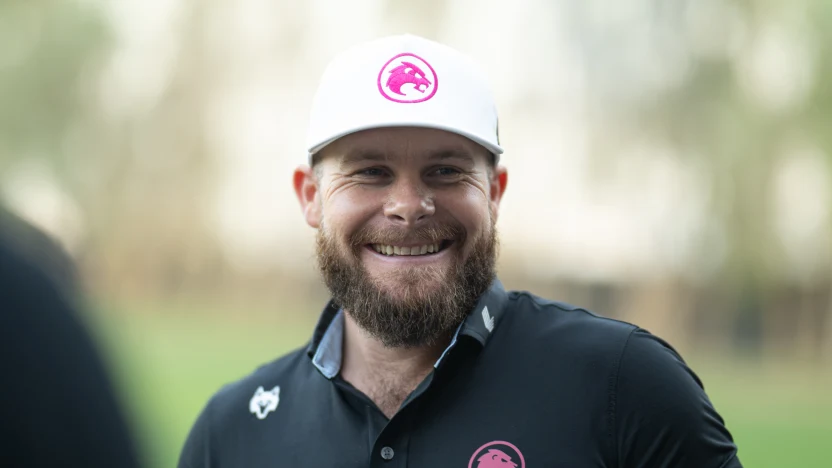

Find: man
179;34;741;467
0;225;142;468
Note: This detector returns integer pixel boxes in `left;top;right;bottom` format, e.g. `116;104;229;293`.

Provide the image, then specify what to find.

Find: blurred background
1;0;830;466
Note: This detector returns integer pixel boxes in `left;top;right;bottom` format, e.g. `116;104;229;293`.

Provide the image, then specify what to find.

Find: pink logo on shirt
377;53;438;103
469;441;525;468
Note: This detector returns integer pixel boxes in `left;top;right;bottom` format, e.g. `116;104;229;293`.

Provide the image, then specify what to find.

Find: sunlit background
1;0;831;466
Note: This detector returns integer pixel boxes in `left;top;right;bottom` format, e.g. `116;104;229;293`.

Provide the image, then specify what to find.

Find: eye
355;167;387;177
432;166;462;177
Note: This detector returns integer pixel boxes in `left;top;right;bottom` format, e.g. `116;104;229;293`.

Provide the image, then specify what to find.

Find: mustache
349;223;465;246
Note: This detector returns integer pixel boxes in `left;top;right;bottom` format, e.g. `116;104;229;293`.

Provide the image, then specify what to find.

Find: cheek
323;189;380;238
440;190;493;239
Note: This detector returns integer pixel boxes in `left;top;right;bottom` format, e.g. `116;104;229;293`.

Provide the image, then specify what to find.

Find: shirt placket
371;429;410;468
370;369;437;468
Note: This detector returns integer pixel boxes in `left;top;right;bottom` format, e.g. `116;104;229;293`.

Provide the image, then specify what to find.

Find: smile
368;240;452;257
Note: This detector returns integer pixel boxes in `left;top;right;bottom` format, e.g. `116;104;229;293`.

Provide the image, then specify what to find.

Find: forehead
316;127;492;166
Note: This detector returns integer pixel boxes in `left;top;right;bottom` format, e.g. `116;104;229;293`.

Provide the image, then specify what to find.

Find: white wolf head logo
249;385;280;420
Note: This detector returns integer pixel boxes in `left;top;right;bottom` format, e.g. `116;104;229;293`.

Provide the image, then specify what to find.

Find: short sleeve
614;329;741;468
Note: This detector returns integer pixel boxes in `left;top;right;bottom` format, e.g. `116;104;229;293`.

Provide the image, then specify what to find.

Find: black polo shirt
178;280;741;467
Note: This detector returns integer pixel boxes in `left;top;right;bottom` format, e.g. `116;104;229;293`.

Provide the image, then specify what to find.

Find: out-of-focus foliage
561;0;832;357
1;1;225;300
0;0;106;166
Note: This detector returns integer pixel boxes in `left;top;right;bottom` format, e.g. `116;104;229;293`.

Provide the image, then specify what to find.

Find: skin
293;127;508;417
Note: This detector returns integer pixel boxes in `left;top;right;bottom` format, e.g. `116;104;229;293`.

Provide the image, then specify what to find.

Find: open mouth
366;240;453;257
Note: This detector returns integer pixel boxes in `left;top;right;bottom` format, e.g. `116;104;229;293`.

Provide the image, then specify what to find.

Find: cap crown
306;34;502;159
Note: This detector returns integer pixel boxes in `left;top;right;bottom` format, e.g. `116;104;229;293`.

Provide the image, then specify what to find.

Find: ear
489;165;508;222
293;165;322;228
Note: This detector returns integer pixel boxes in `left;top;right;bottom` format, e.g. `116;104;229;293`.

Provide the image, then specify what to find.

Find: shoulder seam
511;291;640;330
607;326;640;468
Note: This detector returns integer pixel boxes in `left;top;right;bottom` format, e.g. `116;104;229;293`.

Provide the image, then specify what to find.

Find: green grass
689;360;832;468
89;307;317;468
88;306;831;468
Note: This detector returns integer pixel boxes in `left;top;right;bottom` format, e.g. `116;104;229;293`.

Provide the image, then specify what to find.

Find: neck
340;311;451;418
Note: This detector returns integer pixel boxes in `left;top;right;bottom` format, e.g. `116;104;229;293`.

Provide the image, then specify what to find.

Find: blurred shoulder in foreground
0;217;142;468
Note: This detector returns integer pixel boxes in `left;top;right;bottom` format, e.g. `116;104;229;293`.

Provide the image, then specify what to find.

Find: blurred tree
0;1;225;301
76;1;223;300
0;1;107;170
0;1;106;295
565;0;832;359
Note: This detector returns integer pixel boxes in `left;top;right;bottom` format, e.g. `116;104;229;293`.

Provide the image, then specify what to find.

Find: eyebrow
427;149;476;164
338;150;389;169
338;148;476;168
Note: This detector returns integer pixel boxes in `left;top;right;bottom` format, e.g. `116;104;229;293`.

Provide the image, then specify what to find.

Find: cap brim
307;122;503;163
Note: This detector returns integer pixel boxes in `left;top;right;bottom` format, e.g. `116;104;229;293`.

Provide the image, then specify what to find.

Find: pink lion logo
385;61;431;96
377;53;438;103
468;441;525;468
476;449;518;468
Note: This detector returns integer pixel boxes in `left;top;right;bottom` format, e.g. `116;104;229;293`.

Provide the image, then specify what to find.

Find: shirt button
380;446;394;460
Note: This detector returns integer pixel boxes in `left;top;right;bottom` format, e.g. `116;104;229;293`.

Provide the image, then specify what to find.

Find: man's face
294;127;508;348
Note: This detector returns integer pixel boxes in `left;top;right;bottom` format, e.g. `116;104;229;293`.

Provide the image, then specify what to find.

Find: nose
383;177;435;226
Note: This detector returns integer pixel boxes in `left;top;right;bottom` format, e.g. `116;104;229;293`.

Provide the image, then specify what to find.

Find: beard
315;219;498;348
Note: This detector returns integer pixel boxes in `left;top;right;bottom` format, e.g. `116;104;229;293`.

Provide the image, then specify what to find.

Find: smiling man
179;34;741;468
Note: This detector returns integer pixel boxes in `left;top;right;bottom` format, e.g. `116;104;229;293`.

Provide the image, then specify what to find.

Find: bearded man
179;34;741;468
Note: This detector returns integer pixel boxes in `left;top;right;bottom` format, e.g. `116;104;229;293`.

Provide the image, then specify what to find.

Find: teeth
372;242;444;256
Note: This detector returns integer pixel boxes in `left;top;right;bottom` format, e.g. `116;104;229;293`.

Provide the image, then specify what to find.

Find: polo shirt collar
455;278;508;346
310;309;344;379
306;278;509;379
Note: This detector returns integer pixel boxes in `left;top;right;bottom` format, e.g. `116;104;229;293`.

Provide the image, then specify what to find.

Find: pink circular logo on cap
468;441;525;468
377;53;438;103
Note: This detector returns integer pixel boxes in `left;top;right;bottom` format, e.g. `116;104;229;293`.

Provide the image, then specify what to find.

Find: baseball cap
306;34;503;162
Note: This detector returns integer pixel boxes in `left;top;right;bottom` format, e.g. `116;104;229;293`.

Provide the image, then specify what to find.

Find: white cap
306;34;503;161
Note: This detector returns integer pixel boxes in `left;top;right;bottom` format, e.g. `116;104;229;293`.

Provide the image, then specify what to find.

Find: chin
372;267;447;297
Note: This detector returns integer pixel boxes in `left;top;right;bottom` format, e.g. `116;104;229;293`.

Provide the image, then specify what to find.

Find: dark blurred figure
0;214;142;468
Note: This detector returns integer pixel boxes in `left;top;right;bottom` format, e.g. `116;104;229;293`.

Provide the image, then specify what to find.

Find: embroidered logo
377;53;438;103
468;441;525;468
249;385;280;420
482;306;495;333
